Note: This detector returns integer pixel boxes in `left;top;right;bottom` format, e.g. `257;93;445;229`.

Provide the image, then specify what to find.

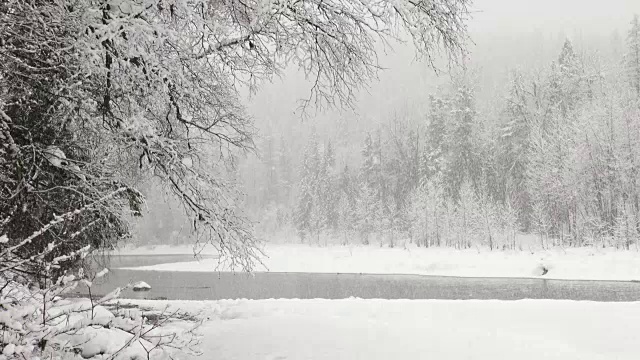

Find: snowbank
121;243;640;281
117;298;640;360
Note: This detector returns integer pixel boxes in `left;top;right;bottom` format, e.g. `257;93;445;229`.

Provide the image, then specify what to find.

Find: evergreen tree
336;164;358;244
359;132;386;232
497;72;534;229
339;164;357;206
320;141;339;235
447;83;481;199
549;39;585;118
295;137;320;242
385;119;420;237
422;95;449;181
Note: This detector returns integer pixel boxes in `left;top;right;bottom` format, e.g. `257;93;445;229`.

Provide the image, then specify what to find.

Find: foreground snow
122;243;640;281
0;279;199;360
118;298;640;360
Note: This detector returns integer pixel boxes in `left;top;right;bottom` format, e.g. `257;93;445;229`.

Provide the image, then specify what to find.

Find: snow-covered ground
119;298;640;360
112;243;640;358
120;243;640;281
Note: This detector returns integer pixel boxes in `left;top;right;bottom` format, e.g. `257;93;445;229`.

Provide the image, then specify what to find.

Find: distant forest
239;16;640;250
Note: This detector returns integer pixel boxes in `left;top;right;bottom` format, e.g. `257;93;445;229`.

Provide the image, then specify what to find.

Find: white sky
246;0;640;143
469;0;640;33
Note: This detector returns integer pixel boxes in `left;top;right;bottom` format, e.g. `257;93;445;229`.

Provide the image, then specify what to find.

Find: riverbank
117;243;640;282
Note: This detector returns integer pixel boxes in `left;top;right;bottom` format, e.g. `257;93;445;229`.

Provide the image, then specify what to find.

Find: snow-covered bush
1;233;201;360
1;273;201;360
1;198;201;359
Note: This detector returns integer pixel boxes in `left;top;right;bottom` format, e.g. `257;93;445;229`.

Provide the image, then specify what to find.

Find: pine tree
385;119;420;238
320;141;338;235
497;72;533;229
550;39;585;118
558;39;580;79
339;164;357;205
295;137;320;242
447;84;481;199
359;132;387;239
423;95;449;181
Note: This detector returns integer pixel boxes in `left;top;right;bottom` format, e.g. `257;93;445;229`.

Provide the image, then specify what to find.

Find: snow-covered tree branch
1;0;470;271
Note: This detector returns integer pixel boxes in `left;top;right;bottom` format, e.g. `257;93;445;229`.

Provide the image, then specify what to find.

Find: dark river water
73;254;640;302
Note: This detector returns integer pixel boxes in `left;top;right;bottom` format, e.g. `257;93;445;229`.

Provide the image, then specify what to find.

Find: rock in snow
132;281;151;291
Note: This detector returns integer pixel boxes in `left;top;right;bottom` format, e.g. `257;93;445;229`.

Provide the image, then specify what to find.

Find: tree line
249;16;640;250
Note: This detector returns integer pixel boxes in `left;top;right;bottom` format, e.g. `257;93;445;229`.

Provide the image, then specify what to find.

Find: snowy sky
245;0;640;140
469;0;640;33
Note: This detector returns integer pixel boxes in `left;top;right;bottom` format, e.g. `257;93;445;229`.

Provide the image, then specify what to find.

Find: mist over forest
135;0;640;250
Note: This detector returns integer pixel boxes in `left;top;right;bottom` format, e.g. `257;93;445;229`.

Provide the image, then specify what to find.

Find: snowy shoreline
116;243;640;282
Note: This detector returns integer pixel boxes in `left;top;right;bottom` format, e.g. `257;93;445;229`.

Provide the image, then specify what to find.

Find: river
72;254;640;302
